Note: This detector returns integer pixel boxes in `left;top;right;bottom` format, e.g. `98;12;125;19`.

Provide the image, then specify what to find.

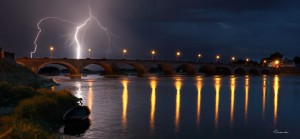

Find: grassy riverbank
0;61;57;88
0;61;78;138
0;82;78;138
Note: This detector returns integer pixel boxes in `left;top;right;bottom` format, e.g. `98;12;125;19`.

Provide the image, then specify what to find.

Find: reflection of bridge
16;58;273;79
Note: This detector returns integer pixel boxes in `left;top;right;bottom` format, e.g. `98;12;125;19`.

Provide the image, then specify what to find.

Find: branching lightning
74;10;92;59
81;21;91;48
30;17;76;58
31;6;117;59
74;6;116;59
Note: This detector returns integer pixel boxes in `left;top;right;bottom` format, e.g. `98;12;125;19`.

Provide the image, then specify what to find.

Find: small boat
64;119;91;136
63;106;91;123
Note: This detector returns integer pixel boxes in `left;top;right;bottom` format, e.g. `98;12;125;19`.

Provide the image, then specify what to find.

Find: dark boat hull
64;118;91;136
63;106;91;124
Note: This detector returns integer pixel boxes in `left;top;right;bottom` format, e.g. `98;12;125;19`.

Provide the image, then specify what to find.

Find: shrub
0;82;35;106
14;89;78;128
1;89;78;139
14;96;60;125
37;89;78;110
1;118;57;139
15;121;52;138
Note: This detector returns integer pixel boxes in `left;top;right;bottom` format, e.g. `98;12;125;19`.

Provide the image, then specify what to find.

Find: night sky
0;0;300;62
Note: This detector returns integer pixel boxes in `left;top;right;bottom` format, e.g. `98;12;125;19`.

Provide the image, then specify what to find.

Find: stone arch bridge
16;58;274;79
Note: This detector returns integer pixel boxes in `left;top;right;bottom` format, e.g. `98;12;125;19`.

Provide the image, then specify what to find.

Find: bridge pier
69;74;82;79
69;74;81;79
137;72;146;77
68;67;82;79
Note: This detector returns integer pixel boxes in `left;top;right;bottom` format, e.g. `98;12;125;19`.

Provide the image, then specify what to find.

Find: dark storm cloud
115;0;300;60
116;0;282;22
0;0;300;61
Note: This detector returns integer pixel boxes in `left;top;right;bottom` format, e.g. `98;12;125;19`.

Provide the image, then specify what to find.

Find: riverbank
276;67;300;75
0;82;79;138
0;60;57;88
0;61;79;138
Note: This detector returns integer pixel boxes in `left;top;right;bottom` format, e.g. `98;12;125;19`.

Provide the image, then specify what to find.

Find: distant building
3;52;15;63
0;48;15;63
0;47;3;60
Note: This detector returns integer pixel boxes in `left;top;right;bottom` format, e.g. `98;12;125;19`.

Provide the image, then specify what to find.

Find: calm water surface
51;75;300;139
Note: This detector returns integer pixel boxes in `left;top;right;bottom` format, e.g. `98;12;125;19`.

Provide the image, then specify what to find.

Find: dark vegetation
260;52;284;65
294;56;300;64
0;83;78;138
0;60;78;138
0;61;56;88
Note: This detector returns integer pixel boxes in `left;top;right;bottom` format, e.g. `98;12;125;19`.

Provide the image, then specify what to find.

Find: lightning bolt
74;9;92;59
30;17;76;58
31;6;117;59
93;16;116;58
74;6;117;59
81;21;91;48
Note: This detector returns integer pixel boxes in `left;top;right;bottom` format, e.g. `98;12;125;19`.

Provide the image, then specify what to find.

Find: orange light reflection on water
244;76;249;123
214;76;221;131
122;80;128;129
150;78;157;131
88;81;93;116
273;75;279;126
51;79;57;91
175;78;182;132
230;76;236;128
196;77;203;127
262;75;267;119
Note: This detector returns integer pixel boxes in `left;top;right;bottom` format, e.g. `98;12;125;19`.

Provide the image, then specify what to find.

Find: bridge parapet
15;58;274;78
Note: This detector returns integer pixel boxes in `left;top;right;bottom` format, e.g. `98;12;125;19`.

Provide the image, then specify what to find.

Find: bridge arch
37;61;78;75
158;63;174;75
261;68;271;75
176;64;197;75
143;63;164;75
233;67;248;75
128;63;147;77
113;62;148;77
198;65;215;75
248;68;260;75
215;66;233;75
81;62;114;75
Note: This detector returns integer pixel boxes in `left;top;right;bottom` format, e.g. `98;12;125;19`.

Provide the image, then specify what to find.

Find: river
51;75;300;139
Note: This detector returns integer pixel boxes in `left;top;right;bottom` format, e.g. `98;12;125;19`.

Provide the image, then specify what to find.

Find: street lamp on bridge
151;50;156;60
123;49;127;59
88;48;91;58
49;46;54;59
263;60;267;66
231;56;235;64
216;55;220;63
176;51;181;61
198;53;202;62
246;58;250;65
